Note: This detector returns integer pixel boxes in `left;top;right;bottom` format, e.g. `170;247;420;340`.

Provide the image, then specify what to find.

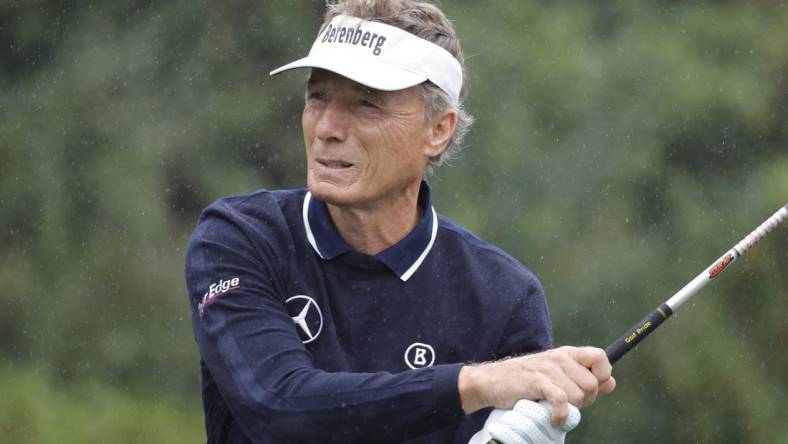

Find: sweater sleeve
185;199;464;443
496;272;554;357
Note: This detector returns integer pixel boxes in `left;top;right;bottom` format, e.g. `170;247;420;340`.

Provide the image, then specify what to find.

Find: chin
307;177;365;208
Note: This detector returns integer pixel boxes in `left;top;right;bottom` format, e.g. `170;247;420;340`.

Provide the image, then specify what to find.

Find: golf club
487;204;787;444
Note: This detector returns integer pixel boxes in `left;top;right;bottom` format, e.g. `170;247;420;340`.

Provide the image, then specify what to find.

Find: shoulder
200;188;305;226
435;215;553;351
186;188;306;273
436;214;541;289
192;188;306;241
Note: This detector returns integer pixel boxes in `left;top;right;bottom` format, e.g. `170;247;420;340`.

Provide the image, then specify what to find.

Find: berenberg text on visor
321;22;387;56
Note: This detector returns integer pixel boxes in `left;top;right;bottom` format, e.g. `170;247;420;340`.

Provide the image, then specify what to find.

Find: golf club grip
605;303;673;364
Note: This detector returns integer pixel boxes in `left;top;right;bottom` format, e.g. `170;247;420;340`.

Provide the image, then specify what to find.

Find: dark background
2;1;787;442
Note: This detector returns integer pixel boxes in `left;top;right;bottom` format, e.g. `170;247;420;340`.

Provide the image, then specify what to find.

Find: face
302;69;446;209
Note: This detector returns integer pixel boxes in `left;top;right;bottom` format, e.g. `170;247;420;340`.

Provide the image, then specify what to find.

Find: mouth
316;158;354;169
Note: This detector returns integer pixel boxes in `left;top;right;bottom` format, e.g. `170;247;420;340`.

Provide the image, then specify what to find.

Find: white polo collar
302;182;438;282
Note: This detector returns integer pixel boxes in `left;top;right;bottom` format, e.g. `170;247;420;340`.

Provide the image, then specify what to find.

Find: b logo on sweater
404;342;435;369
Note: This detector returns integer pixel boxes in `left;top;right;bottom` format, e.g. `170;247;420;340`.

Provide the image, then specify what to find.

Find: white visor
270;15;463;102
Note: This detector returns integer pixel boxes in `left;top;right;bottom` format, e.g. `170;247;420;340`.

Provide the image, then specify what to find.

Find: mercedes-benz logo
286;295;323;344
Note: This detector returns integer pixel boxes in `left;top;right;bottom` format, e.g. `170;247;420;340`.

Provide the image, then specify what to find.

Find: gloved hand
468;399;581;444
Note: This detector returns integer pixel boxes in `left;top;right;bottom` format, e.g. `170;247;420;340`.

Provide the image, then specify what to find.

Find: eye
307;91;327;102
359;99;378;108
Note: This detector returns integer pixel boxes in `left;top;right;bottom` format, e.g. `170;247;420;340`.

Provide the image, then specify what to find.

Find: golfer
185;1;615;442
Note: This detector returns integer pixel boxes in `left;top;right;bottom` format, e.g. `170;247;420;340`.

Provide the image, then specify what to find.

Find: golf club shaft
605;204;788;364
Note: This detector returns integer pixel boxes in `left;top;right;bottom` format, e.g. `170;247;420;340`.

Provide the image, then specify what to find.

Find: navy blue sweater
185;183;553;443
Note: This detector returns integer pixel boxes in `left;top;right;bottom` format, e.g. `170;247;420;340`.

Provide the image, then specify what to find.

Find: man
185;1;615;443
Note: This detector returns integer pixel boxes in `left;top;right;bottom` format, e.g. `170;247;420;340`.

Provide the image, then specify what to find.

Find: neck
326;182;423;256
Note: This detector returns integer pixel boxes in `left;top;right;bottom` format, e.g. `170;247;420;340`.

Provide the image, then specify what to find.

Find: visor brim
270;53;427;92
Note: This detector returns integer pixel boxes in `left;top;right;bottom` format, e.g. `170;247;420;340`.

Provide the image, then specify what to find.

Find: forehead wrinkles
307;70;426;118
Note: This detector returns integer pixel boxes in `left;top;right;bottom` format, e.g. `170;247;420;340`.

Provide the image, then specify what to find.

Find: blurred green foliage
0;364;203;443
1;0;786;442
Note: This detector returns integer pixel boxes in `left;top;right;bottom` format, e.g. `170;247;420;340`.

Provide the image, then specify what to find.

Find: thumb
599;376;616;396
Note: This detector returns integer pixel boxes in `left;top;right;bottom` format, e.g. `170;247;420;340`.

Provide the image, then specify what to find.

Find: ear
424;110;458;159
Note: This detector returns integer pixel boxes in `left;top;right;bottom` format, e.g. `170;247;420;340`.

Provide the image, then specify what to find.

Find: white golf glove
469;400;581;444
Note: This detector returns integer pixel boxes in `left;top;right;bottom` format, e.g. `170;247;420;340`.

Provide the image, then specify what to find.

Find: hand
469;400;580;444
459;346;615;426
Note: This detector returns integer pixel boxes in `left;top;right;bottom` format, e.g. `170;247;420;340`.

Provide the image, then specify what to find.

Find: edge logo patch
198;277;240;319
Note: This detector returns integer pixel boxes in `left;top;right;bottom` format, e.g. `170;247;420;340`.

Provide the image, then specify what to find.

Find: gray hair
323;0;474;171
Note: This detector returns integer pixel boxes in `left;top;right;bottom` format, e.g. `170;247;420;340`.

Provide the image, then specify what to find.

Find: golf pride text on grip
605;303;673;364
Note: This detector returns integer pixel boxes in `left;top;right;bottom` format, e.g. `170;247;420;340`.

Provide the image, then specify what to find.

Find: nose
314;100;349;143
